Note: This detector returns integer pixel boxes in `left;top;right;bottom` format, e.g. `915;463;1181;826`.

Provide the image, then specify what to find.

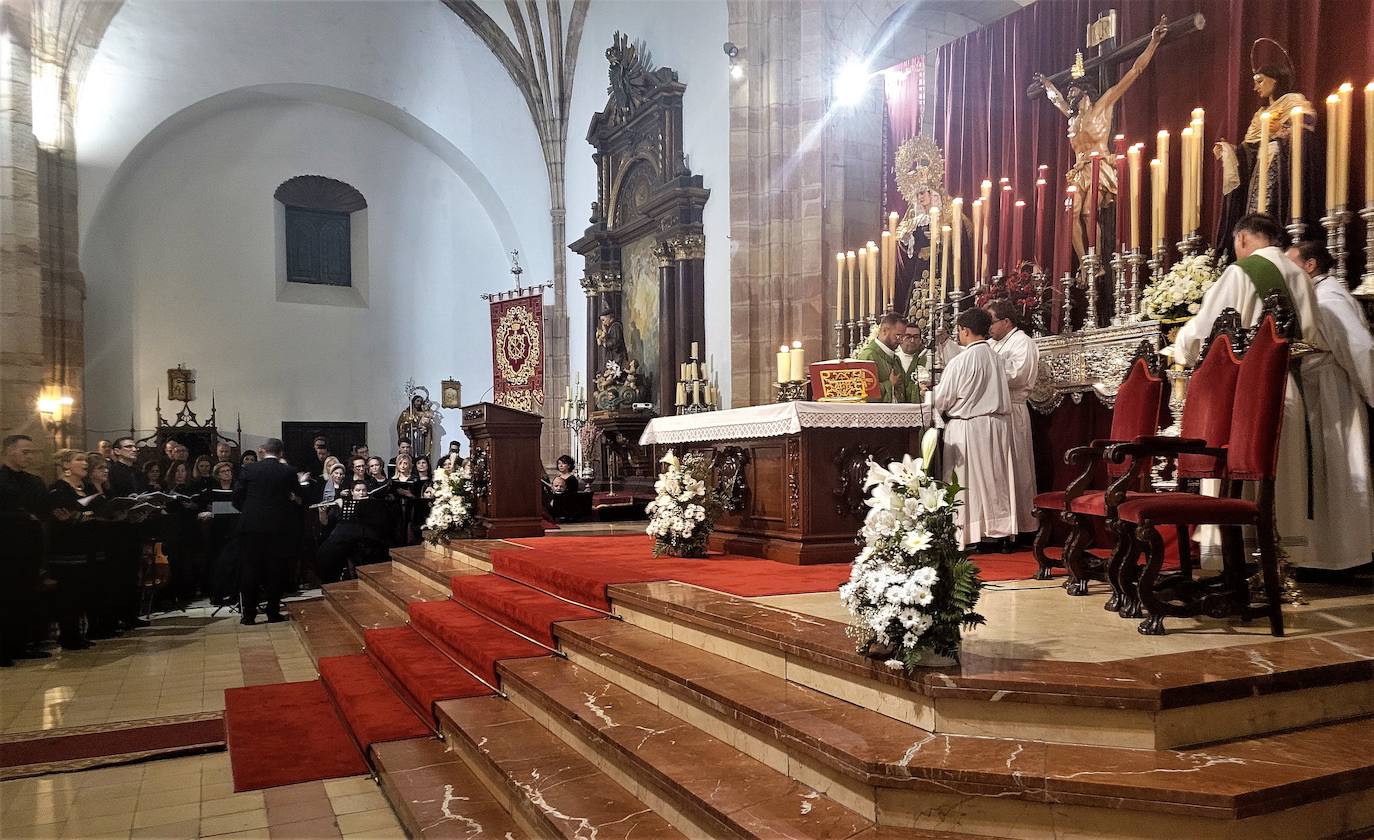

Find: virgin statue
1213;40;1318;259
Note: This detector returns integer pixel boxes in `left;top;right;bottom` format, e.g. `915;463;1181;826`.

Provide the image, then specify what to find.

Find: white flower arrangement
645;451;721;558
1140;249;1222;322
422;463;478;544
839;429;985;670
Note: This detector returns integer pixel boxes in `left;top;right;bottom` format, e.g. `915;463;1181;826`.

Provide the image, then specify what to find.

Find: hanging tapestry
488;292;545;414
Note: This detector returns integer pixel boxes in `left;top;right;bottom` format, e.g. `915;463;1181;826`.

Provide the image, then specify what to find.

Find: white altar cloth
639;401;932;446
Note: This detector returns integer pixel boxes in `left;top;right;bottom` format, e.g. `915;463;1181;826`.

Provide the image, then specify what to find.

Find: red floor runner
450;574;602;646
408;600;548;683
364;627;492;714
224;680;367;792
0;715;224;779
318;655;432;746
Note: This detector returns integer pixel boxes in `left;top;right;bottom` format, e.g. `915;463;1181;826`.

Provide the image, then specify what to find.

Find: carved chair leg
1220;524;1247;614
1062;512;1095;597
1256;515;1285;637
1175;526;1193;578
1032;507;1058;580
1104;521;1135;613
1116;526;1146;619
1135;522;1169;635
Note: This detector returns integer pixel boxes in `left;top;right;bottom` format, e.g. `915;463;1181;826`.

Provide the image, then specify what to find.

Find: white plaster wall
77;0;551;450
564;0;731;405
82;98;503;452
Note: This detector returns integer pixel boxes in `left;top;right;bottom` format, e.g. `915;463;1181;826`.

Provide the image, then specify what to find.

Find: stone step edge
321;580;407;647
371;737;523;840
355;562;448;613
434;695;692;839
286;596;363;666
606;581;1374;713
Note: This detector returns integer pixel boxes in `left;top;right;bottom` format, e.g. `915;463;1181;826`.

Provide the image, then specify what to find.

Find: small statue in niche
396;382;440;459
622;359;645;396
592;357;650;413
595;307;628;368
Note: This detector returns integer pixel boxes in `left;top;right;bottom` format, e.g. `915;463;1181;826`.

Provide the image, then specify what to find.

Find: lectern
460;402;544;538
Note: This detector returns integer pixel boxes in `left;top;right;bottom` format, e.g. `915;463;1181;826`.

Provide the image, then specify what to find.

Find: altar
641;402;931;565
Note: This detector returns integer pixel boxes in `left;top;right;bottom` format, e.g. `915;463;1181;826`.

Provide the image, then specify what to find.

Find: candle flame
1327;93;1340;104
1339;82;1353;93
1014;199;1026;207
1035;178;1046;186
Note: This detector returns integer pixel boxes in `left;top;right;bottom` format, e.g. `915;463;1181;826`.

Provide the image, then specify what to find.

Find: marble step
435;694;687;839
372;736;524;839
355;561;447;612
286;596;363;665
609;580;1374;750
554;616;1374;830
322;579;408;645
497;655;1021;840
391;544;491;589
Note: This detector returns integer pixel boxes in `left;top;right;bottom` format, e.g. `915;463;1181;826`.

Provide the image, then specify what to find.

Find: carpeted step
318;654;432;747
449;574;602;647
434;695;685;839
497;656;985;839
492;550;652;610
372;737;523;839
364;626;491;717
224;680;367;792
323;579;407;644
356;562;447;612
408;600;548;684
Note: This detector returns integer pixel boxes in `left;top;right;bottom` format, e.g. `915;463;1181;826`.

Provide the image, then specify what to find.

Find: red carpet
318;655;432;746
408;600;548;683
451;574;603;646
0;714;224;780
364;627;492;714
224;680;367;792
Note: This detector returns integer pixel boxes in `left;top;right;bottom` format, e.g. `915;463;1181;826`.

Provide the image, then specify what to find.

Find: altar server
986;300;1040;536
933;308;1017;549
1285;241;1374;571
1171;213;1326;566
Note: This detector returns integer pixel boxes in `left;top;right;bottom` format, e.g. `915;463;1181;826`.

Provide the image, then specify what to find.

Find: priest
856;312;910;403
986;299;1040;537
895;322;928;403
933;308;1017;550
1170;213;1326;566
1285;241;1374;571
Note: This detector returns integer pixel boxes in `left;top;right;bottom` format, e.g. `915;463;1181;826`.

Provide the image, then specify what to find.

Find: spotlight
834;61;874;107
723;41;743;80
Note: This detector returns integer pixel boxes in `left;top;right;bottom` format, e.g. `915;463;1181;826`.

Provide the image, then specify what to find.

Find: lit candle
999;182;1012;271
1256;113;1272;213
887;211;900;304
1150;159;1163;246
1033;176;1047;268
1087;152;1101;250
866;242;879;317
1290;106;1304;222
846;250;858;319
693;380;701;404
880;230;891;311
1113;134;1128;248
971;199;983;283
928;206;941;296
1191;109;1205;230
1057;186;1076;280
1326;94;1339;212
676;382;686;407
690;341;699;359
979;180;992;279
1181;127;1195;232
1366;82;1374;205
940;224;952;306
790;340;805;382
1011;200;1025;269
1338;83;1353;207
1127;144;1142;250
1156;131;1170;239
858;245;868;317
835;251;846;322
776;345;790;385
951;197;964;302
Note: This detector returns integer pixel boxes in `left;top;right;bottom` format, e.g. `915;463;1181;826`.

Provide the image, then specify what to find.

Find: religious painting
167;365;196;402
441;379;462;409
619;234;660;382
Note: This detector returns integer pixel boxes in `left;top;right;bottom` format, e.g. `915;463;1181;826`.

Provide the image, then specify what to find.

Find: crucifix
1027;13;1206;259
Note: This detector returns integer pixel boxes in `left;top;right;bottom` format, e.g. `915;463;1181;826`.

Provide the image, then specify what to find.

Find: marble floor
0;753;402;840
757;576;1374;661
1;600;319;735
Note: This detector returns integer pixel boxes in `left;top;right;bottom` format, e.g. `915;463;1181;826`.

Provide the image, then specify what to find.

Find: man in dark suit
104;437;149;632
232;438;302;625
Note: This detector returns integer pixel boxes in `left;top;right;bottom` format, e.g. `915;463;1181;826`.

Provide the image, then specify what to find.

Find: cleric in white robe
933;307;1017;549
1286;241;1374;570
986;300;1040;534
1171;214;1327;566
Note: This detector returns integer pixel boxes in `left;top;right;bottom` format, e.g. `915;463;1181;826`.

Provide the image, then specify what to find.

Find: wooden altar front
641;403;930;565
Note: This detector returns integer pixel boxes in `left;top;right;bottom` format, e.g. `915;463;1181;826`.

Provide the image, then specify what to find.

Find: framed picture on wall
167;365;196;403
441;379;462;408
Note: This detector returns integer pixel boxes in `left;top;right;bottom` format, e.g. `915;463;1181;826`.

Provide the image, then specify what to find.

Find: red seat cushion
1117;493;1259;525
1033;491;1066;511
1066;490;1157;517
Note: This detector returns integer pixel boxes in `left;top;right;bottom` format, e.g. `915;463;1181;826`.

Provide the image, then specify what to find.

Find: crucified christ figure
1035;16;1168;258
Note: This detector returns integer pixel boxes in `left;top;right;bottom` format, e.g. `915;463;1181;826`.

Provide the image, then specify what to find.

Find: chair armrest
1063;438;1128;466
1106;437;1223;464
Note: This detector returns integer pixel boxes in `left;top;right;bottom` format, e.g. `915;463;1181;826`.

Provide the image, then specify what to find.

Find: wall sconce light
723;42;743;80
37;387;74;445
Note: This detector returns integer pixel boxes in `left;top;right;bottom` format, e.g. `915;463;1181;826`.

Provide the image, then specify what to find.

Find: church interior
4;0;1374;838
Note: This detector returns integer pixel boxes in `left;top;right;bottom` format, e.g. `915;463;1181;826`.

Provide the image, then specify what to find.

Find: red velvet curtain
934;0;1374;330
882;56;926;223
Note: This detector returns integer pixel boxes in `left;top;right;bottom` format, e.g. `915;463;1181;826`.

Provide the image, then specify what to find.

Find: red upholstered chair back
1226;315;1291;481
1107;357;1163;477
1177;333;1241;479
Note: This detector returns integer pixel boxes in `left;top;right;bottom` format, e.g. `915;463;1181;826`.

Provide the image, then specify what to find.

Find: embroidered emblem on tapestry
488;292;545;414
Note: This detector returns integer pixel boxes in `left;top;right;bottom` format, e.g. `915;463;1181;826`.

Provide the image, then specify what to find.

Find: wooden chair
1030;340;1164;592
1111;312;1293;636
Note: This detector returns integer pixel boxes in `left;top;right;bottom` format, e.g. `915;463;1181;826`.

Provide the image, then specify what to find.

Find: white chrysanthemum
900;528;933;555
911;566;938;587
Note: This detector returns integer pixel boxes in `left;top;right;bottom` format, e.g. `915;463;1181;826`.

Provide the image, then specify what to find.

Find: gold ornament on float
894;134;946;240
